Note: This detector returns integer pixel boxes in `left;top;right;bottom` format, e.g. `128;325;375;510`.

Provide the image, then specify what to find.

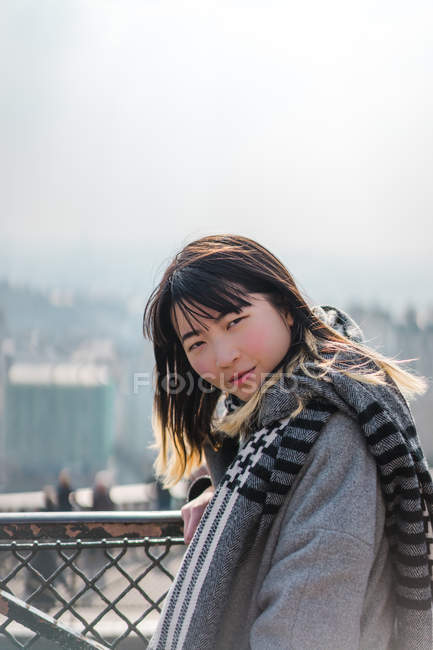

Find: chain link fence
0;512;184;649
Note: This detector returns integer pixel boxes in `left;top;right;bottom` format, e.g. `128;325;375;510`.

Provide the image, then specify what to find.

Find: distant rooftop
8;363;110;386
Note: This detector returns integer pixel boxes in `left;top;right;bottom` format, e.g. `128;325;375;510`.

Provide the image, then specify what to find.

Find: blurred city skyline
1;276;433;494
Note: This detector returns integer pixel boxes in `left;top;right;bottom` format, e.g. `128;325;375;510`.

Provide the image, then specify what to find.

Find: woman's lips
230;367;256;386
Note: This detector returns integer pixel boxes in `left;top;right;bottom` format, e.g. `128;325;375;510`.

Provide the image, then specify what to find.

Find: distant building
4;362;114;492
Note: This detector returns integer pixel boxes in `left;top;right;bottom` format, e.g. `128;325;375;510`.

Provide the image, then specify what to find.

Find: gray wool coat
200;411;396;650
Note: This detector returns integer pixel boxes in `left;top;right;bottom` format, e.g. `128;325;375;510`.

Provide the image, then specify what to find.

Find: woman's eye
187;316;245;351
188;341;203;352
227;317;245;329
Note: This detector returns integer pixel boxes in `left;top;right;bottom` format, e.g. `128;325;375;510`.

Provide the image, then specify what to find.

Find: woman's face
172;293;294;401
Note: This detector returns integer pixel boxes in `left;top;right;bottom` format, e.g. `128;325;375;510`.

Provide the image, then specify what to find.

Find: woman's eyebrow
180;312;231;343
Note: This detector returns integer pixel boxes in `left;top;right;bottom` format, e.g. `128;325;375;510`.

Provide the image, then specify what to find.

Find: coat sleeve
250;412;387;650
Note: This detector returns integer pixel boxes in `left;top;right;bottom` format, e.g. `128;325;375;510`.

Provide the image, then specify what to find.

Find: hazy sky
1;0;432;309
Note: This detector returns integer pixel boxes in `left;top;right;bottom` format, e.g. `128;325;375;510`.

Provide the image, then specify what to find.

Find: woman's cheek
190;354;214;384
241;328;263;356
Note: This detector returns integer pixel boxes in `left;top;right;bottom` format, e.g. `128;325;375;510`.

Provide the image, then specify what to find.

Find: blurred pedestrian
56;468;74;511
155;477;171;510
92;471;115;510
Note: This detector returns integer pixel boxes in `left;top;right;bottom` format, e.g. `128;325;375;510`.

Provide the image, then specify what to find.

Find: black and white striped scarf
149;363;433;650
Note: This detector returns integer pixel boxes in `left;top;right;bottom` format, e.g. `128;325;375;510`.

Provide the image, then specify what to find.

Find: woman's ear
286;311;294;327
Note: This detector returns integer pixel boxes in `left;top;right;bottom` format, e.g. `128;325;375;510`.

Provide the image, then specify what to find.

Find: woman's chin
231;383;260;401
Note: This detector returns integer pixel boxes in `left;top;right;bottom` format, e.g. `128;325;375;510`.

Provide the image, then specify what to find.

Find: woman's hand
181;486;215;545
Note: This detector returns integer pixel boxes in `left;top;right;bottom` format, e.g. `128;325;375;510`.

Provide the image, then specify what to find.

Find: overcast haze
1;0;432;311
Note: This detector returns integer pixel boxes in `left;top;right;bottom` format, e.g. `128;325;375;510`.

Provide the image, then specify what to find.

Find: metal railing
0;512;185;649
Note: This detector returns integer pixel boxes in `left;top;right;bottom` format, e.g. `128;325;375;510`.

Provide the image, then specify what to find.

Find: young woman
143;234;433;650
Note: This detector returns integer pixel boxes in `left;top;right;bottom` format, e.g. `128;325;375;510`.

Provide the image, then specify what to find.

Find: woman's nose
214;343;240;368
